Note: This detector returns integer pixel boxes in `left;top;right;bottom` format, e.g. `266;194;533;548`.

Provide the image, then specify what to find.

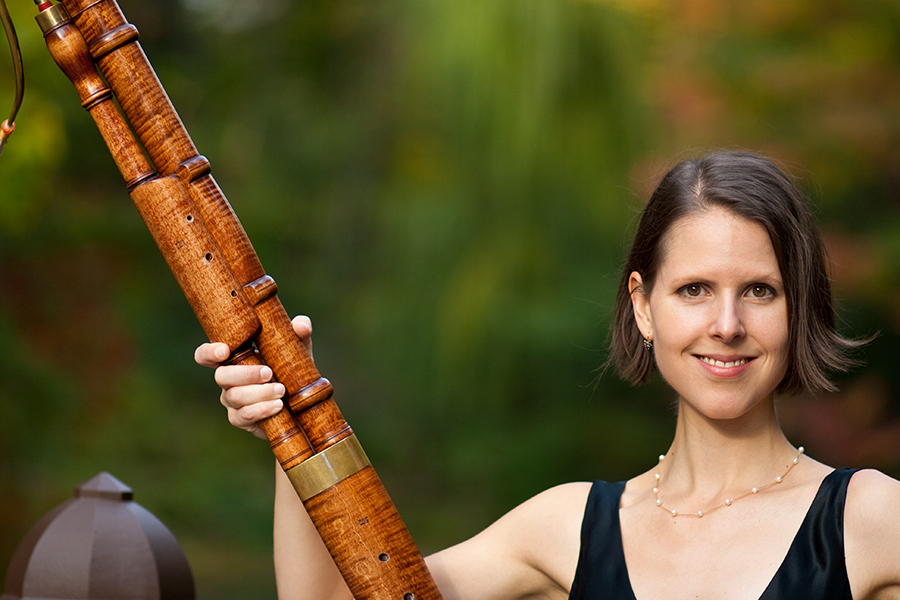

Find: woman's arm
844;469;900;600
195;316;586;600
268;463;587;600
425;482;589;600
272;462;354;599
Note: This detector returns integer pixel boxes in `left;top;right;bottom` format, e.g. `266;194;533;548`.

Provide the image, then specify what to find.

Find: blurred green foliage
1;0;899;597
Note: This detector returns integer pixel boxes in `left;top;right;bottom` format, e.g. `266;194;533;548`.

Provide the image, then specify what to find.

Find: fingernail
260;366;273;380
274;383;285;397
271;399;283;410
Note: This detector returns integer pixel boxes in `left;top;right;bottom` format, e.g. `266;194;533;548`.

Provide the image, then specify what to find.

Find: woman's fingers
225;394;284;434
292;315;313;358
197;315;313;368
218;367;285;438
215;364;275;389
219;374;285;409
194;341;230;368
219;364;283;409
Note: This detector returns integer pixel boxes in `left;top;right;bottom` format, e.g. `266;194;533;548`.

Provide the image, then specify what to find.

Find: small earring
642;337;653;351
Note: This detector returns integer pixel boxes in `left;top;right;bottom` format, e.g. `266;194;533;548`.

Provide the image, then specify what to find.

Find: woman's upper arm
425;482;591;600
845;469;900;599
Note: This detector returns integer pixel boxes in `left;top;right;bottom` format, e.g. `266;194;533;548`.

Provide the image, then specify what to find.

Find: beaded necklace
653;446;805;518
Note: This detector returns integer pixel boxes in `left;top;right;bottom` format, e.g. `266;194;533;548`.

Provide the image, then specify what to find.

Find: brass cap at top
35;4;70;35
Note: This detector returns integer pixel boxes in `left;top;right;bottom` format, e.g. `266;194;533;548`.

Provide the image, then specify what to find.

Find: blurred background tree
1;0;898;597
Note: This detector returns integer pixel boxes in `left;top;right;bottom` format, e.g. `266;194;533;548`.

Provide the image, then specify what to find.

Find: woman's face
630;207;790;421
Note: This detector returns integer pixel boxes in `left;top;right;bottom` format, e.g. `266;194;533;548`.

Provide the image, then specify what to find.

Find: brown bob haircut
608;151;864;395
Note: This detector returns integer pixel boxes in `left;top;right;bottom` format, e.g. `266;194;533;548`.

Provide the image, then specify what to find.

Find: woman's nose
709;297;746;342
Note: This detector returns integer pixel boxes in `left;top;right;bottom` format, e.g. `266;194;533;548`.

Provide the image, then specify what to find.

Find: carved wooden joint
177;156;212;185
89;23;139;60
288;377;334;414
242;275;278;306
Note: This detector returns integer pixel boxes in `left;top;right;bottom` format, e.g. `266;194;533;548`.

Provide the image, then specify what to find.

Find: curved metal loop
0;0;25;155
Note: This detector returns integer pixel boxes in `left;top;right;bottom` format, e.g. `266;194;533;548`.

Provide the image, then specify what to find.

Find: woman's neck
659;396;797;498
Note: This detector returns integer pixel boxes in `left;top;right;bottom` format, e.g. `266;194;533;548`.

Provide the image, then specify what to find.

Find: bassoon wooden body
34;1;442;598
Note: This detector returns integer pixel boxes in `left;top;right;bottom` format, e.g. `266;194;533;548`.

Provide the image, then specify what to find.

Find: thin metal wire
0;0;25;155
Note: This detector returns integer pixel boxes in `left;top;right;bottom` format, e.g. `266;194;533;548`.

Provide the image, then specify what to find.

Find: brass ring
36;4;70;34
286;434;370;501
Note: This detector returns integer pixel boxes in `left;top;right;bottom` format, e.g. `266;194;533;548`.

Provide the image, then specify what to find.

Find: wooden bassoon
32;1;442;597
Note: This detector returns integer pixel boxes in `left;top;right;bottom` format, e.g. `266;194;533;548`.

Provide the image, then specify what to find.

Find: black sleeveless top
569;468;858;600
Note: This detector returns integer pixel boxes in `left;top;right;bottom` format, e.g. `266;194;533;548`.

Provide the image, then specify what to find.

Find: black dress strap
758;467;857;599
568;469;859;600
568;479;634;600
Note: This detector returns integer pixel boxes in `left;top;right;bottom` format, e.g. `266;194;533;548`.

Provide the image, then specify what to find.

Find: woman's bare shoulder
845;468;900;532
844;469;900;598
426;482;592;600
522;481;594;515
846;468;900;518
485;481;593;558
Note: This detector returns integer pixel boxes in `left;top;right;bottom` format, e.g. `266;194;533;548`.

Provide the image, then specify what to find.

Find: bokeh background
2;0;899;597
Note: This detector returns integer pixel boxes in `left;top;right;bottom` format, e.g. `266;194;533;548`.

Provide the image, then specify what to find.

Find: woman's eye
682;284;704;297
749;285;772;298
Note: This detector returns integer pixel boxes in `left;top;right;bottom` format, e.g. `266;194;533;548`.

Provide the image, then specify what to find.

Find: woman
195;151;900;599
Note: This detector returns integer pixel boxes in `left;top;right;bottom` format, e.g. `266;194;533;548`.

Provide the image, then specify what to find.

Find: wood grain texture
304;467;443;600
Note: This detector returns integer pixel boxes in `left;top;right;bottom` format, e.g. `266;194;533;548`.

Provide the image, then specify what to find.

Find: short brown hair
607;151;866;395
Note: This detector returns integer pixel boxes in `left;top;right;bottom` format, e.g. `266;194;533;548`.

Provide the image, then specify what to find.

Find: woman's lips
698;356;749;368
695;355;755;376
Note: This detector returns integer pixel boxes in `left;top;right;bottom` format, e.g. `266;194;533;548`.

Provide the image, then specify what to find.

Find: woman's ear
629;271;653;341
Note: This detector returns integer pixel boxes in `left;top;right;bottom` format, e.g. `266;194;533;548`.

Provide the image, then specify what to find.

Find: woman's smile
695;354;753;374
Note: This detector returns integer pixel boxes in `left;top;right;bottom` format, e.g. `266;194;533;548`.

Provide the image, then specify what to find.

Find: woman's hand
194;315;313;439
